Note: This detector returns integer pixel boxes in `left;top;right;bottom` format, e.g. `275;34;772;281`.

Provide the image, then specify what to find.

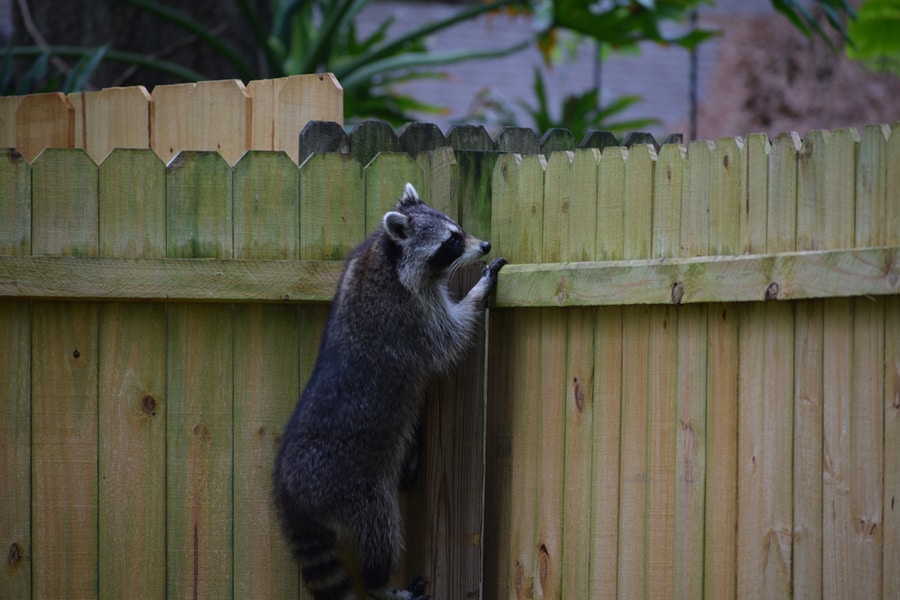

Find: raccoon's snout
480;241;491;255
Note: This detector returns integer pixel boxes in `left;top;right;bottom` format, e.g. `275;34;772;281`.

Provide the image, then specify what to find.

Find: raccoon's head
382;183;490;288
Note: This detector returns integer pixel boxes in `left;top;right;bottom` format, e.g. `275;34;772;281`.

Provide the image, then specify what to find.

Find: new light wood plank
153;79;251;165
15;92;74;162
0;96;22;147
247;74;343;163
70;85;151;163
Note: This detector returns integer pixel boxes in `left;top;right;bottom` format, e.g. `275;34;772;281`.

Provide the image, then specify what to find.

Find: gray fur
273;183;506;600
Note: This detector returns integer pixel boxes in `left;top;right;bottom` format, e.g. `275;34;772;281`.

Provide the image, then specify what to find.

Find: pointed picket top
69;85;152;164
298;120;349;165
398;122;447;156
152;79;251;166
247;73;343;163
15;92;74;163
540;128;577;157
581;130;618;151
351;120;400;167
496;127;541;154
447;124;495;151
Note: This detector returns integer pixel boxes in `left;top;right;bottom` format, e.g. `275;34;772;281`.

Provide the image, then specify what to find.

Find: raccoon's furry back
273;184;505;600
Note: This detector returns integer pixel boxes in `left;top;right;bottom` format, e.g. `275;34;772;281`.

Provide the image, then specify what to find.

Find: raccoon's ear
383;211;411;241
397;183;422;208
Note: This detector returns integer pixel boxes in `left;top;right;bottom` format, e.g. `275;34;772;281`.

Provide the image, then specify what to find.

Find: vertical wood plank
618;143;654;600
646;142;682;600
0;148;31;256
0;146;30;597
166;151;232;259
32;302;99;599
31;148;99;257
884;296;900;600
152;79;251;166
0;301;31;599
296;150;366;599
30;143;99;598
99;149;166;259
15;92;74;162
552;149;600;599
97;147;167;600
70;86;152;163
848;124;889;600
815;128;858;600
98;303;166;600
672;138;707;600
363;152;425;233
165;146;235;598
590;145;626;600
166;303;234;600
485;153;545;599
247;74;344;163
0;96;22;147
883;124;900;600
232;150;302;597
737;129;794;600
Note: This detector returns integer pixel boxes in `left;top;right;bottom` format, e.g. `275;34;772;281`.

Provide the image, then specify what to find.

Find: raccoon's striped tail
272;486;359;599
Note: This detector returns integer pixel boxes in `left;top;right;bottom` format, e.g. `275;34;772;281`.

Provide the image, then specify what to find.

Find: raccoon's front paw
483;257;508;284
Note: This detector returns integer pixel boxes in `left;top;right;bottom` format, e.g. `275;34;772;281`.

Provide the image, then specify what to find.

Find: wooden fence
1;78;899;600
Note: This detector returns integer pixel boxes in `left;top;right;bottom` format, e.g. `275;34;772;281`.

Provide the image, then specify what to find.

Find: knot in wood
671;281;685;305
765;281;780;301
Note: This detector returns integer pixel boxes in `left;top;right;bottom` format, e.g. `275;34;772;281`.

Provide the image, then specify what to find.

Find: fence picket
884;125;900;600
618;143;655;600
232;151;302;597
70;86;152;163
0;300;31;599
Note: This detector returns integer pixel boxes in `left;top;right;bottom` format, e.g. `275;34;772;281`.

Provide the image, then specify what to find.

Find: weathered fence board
1;114;899;600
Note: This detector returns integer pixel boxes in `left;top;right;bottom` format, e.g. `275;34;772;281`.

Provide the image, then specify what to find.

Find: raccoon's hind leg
353;491;430;600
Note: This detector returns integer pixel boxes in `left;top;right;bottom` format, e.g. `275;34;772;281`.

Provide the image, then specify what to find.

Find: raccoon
273;183;506;600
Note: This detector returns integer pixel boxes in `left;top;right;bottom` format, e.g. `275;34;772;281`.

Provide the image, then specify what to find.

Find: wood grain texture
0;149;31;256
70;85;152;163
0;301;31;599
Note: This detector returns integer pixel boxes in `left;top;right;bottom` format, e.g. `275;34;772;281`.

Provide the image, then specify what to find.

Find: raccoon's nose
480;241;491;255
